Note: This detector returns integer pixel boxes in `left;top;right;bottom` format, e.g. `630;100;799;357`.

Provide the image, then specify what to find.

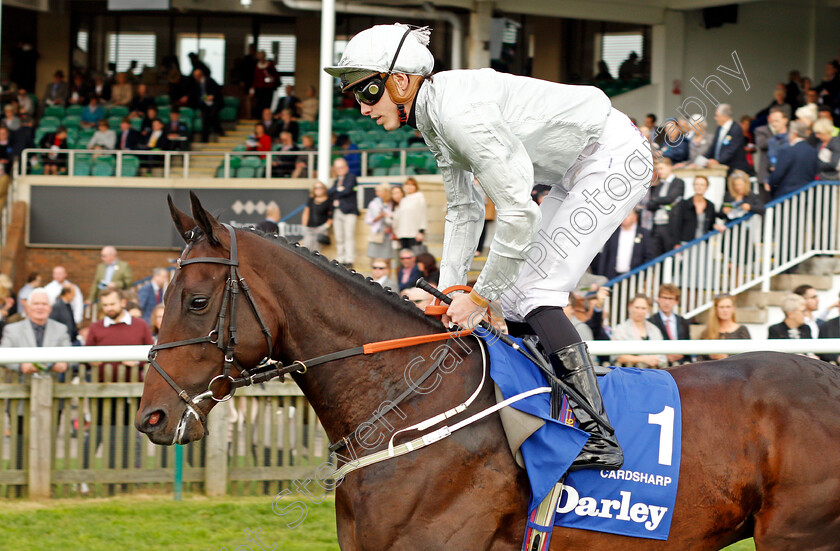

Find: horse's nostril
149;411;162;426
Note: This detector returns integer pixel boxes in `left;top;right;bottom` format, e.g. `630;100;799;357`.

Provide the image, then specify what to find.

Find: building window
107;33;156;75
247;35;297;88
598;32;644;80
77;31;89;53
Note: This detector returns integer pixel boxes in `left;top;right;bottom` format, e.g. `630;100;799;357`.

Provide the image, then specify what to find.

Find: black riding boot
551;342;623;471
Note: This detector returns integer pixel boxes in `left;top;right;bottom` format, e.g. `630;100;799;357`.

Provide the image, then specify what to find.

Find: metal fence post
28;375;53;498
761;208;775;292
204;401;230;496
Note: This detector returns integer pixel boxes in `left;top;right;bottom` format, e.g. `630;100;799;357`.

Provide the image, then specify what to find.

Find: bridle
147;223;278;429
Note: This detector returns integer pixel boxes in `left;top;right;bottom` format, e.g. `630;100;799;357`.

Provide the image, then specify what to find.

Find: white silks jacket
413;69;612;301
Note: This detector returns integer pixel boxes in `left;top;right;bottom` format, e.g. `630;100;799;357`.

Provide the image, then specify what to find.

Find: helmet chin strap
385;75;424;127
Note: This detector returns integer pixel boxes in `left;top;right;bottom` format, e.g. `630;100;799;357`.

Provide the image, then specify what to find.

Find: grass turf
0;494;756;550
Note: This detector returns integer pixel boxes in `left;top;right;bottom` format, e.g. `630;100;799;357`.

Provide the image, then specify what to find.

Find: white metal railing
19;146;433;179
1;340;838;365
607;181;840;328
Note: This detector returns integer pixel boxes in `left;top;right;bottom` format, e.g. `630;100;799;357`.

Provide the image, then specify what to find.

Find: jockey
325;24;653;471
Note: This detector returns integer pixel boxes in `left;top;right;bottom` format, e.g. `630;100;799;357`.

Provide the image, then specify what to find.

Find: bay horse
138;192;840;550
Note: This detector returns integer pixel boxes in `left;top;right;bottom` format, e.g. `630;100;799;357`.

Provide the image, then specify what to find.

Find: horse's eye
189;297;209;311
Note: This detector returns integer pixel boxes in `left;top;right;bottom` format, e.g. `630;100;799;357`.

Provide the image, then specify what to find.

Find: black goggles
351;74;389;106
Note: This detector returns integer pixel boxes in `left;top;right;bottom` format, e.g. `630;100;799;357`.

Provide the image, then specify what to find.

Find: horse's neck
273;255;449;442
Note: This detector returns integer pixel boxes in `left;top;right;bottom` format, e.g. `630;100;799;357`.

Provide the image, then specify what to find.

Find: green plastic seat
92;161;114;177
72;162;91;176
155;95;170;106
236;166;256;178
108;116;122;130
241;156;263;168
219;106;237;122
44;105;65;118
61;115;81;129
157;106;171;119
179;107;195;120
66;105;84;117
223;97;240;110
108;106;130;118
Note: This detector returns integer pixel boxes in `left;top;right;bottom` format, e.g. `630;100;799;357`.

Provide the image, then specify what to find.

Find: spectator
67;72;91;106
10;114;35;160
679;115;713;168
150;302;165;343
301;181;332;252
190;68;224;142
275;108;299;143
365;183;395;262
768;120;817;199
658;120;689;163
392;177;428;252
17;272;43;316
80;96;105;129
84;288;153;485
594;209;653;279
793;284;823;338
785;70;803;112
754;106;789;188
110;72;133;107
39;125;69;175
115;117;142;151
2;104;21;131
335;133;361;176
800;78;816;109
818;292;840;362
415;252;440;287
275;84;301;117
795;105;819;147
370;258;397;290
44;266;84;324
817;105;839;135
647;158;684;255
700;294;750;360
1;288;70;375
87;246;133;304
648;284;690;363
129;84;156;120
255;203;282;235
593;60;613;83
292;135;316;178
707;103;753;175
137;267;168;325
43;70;68;108
271;131;299;177
564;293;594;342
0;275;15;333
768;294;811;339
250;50;279;115
300;85;319;122
611;294;667;368
740;114;756;166
88;119;116;150
90;73;111;104
814;118;840;180
670;176;718;247
260;108;280;137
0;127;14;175
396;249;422;291
815;61;840;103
391;184;405;207
165;107;190;151
618;52;640;82
138;105;159;136
16;88;34;118
401;287;433;310
48;284;79;344
247;122;272;153
754;83;792;125
329;157;359;268
168;68;188;107
188;52;211;78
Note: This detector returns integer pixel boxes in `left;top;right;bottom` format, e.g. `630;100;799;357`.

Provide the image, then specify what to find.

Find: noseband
147;223;277;427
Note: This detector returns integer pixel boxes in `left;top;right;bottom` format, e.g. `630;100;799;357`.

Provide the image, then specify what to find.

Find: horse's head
137;192;279;445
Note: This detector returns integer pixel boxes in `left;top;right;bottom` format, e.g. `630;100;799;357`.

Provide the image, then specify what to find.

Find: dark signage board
29;186;309;248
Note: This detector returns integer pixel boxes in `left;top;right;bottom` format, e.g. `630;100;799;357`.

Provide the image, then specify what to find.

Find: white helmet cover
324;24;434;85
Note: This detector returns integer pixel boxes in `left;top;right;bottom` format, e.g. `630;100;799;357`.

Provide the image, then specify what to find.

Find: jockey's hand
444;291;489;330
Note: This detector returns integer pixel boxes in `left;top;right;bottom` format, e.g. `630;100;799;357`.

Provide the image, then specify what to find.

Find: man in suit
754;107;790;187
768;294;812;339
44;265;84;324
116;117;142;151
165;107;190;151
329;157;359;268
648;283;691;363
88;246;133;304
706;103;754;176
818;311;840;363
647;158;684;256
594;209;654;280
397;249;422;291
48;284;79;344
1;288;71;374
768;120;818;199
137;267;168;325
189;68;224;142
43;70;68;108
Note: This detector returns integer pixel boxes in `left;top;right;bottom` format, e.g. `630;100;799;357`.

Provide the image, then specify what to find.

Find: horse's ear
189;191;222;247
168;194;196;243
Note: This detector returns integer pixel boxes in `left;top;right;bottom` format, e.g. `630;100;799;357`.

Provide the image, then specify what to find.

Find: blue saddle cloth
484;335;682;541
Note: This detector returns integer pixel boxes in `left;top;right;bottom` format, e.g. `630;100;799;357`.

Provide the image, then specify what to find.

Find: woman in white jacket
391;177;427;251
325;23;655;470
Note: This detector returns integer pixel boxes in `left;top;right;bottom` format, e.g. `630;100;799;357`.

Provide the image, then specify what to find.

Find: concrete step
771;273;833;291
739;290;788;308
